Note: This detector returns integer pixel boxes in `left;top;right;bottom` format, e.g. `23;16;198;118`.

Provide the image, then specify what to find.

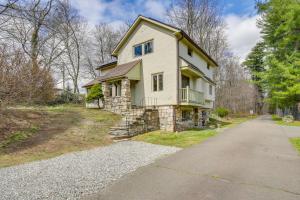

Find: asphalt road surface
89;116;300;200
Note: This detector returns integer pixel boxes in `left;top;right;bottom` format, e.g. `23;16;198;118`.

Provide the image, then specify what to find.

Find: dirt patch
0;108;78;153
0;105;121;167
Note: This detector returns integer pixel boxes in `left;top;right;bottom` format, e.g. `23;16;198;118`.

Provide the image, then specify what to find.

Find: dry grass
0;104;121;168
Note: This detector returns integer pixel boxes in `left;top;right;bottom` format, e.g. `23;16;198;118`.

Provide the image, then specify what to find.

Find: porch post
186;86;189;103
121;78;131;111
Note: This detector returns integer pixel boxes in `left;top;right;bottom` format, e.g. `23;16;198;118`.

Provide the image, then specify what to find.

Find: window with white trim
152;73;163;92
133;40;154;57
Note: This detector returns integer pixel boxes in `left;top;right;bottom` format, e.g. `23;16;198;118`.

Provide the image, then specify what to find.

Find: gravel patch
0;141;180;200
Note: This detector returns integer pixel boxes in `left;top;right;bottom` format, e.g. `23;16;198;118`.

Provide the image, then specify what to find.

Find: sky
70;0;261;62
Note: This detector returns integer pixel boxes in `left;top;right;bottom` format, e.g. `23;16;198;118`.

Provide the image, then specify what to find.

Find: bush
283;115;294;123
86;84;103;108
215;107;229;118
49;88;84;105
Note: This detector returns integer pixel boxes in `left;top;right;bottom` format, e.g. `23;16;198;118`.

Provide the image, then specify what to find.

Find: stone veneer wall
153;106;208;132
175;106;207;131
102;78;131;114
157;106;176;132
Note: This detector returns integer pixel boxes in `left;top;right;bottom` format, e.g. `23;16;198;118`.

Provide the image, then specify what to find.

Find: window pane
158;74;163;91
144;41;153;54
134;45;142;57
109;84;113;96
153;75;157;91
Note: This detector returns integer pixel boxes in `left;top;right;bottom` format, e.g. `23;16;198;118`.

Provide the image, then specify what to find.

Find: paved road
89;116;300;200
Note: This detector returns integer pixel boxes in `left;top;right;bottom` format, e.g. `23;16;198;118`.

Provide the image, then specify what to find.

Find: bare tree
168;0;227;62
54;0;84;93
82;22;122;79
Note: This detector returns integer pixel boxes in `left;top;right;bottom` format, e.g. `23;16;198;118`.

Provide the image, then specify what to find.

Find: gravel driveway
0;141;180;200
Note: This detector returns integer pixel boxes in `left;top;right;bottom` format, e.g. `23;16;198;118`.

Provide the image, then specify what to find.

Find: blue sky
71;0;261;61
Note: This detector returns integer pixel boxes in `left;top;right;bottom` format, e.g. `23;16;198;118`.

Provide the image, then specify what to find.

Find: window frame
144;40;153;55
133;39;154;58
152;72;164;92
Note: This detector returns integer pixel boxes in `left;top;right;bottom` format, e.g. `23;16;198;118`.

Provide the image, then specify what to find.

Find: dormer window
187;48;193;56
134;44;142;57
144;41;153;54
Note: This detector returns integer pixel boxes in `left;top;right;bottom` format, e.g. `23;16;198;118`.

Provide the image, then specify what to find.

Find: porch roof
82;59;141;88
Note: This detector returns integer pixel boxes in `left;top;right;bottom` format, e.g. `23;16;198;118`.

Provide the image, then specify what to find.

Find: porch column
121;78;131;111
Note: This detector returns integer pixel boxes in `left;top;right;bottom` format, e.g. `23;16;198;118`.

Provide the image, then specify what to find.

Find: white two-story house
83;15;218;134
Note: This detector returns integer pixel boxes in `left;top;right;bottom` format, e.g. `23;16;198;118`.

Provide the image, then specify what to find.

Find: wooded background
0;0;298;117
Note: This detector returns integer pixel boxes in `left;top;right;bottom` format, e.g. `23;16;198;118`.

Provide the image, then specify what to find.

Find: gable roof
112;15;218;67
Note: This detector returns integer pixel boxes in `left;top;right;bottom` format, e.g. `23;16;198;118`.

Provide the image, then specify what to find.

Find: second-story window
144;41;153;54
152;73;163;92
134;44;142;57
209;85;213;95
188;47;193;57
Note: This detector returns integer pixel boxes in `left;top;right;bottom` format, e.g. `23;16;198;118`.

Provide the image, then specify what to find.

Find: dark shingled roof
95;60;117;70
82;60;141;88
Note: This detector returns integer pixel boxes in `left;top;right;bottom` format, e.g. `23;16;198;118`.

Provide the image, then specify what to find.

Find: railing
180;86;205;105
136;97;157;108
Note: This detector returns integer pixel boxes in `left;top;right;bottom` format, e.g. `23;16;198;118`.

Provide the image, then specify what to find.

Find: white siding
179;41;214;79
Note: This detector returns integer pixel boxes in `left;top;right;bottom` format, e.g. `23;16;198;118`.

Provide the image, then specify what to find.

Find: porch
179;86;205;105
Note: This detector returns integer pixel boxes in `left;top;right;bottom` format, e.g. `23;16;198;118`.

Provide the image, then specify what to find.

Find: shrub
215;107;229;118
86;84;103;108
283;115;294;123
49;86;84;105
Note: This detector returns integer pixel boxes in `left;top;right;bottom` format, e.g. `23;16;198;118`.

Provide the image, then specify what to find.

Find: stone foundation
157;106;176;132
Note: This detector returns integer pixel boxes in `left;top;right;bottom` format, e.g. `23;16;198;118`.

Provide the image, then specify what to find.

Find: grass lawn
0;104;121;168
272;115;300;126
133;116;254;148
290;138;300;154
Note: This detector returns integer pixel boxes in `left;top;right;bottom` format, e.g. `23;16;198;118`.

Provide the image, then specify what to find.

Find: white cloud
144;0;167;19
225;14;261;62
71;0;107;25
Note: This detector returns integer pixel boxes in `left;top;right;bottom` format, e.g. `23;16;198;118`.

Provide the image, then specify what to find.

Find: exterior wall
179;41;214;79
117;21;178;106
